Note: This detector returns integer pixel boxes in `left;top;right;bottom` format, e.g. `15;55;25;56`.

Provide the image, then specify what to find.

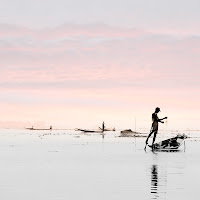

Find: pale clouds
1;0;200;34
1;1;200;129
0;23;200;129
0;24;200;90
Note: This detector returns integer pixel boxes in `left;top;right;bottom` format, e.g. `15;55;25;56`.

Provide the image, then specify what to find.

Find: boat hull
148;134;187;150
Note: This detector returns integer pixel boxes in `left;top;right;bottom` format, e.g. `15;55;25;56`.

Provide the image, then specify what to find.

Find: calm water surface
0;129;199;200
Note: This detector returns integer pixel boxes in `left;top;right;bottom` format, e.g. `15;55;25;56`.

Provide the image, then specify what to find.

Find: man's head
155;107;160;113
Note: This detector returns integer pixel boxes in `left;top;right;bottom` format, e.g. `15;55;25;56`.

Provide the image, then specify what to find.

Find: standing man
145;107;167;149
102;121;105;132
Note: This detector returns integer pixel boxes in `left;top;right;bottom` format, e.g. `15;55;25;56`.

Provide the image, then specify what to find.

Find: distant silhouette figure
145;107;167;149
102;121;105;132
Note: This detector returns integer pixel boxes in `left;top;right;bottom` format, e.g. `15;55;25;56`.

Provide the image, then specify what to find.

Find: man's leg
152;131;158;147
145;130;154;144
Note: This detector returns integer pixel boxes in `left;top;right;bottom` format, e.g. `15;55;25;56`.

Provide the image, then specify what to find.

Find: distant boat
25;126;53;131
75;128;103;133
120;129;142;137
98;127;115;131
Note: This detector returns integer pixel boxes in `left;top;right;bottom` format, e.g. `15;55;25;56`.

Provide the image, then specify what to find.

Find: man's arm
158;117;167;123
160;117;167;120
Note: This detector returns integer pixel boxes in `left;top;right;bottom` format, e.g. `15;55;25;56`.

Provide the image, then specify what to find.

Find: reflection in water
150;165;167;200
151;165;158;194
149;151;185;200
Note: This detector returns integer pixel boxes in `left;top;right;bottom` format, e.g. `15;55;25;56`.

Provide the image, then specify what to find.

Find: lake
0;129;199;200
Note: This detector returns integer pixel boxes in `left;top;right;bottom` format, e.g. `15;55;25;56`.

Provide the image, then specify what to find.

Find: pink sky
0;24;200;130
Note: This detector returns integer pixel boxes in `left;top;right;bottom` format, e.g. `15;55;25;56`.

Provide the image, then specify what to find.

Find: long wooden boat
98;127;115;131
26;126;52;130
148;134;187;150
76;128;103;133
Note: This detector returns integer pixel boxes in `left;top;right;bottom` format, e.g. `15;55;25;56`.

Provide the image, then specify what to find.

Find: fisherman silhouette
145;107;167;150
102;121;105;132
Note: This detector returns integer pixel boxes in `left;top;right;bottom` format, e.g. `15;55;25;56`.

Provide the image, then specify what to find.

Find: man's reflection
151;165;158;195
